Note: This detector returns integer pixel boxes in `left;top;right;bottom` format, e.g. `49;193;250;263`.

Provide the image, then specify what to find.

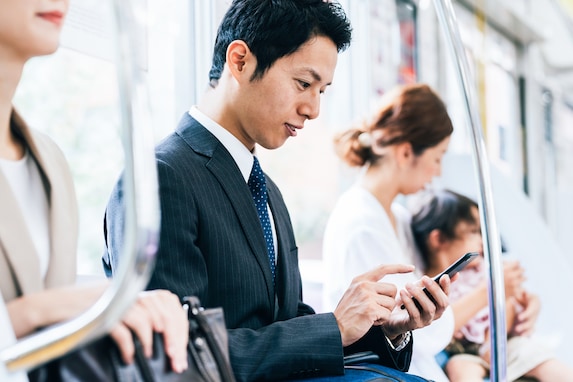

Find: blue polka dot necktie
248;156;276;284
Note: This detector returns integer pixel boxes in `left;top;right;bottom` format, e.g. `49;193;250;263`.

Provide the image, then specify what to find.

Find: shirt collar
188;106;255;182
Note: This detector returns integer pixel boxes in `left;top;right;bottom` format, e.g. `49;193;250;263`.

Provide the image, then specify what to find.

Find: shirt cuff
385;331;411;352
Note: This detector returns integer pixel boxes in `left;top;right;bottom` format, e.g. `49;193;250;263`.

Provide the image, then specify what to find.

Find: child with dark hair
411;189;573;381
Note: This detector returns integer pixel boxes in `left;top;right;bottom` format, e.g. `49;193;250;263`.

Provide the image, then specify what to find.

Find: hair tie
358;132;372;148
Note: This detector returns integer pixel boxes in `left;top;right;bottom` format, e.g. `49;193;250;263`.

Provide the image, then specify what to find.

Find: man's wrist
384;330;411;351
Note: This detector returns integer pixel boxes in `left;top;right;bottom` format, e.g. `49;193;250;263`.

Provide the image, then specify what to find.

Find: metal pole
431;0;507;380
0;0;160;372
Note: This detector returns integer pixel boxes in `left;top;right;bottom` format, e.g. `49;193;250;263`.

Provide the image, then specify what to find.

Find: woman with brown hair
322;83;455;381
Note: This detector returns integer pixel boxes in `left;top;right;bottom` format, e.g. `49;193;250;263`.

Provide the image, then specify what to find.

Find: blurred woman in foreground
0;0;188;380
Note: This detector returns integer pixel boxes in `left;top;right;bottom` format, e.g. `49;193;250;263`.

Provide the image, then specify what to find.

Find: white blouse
0;151;50;278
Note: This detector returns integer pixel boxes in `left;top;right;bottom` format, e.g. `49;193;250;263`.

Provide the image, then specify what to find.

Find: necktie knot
248;156;276;285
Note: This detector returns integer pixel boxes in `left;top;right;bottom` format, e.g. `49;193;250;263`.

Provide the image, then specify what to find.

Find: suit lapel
176;114;276;301
0;110;77;296
31;133;77;289
267;181;299;318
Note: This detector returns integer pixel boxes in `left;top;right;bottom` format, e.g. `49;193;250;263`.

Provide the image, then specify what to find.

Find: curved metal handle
0;0;159;373
431;0;508;380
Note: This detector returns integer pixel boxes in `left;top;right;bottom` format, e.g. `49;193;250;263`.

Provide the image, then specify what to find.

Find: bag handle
184;297;236;382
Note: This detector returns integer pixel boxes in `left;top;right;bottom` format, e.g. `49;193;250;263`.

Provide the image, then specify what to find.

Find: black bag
28;296;236;382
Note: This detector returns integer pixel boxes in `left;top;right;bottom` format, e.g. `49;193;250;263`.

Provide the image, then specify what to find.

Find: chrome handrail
432;0;508;381
0;0;159;373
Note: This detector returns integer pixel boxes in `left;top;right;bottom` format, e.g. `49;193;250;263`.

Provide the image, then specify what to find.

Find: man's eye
298;80;310;89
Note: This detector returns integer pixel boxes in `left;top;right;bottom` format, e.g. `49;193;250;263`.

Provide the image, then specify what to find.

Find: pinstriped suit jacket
103;113;412;381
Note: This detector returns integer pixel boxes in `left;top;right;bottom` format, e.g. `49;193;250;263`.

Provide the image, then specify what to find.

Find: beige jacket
0;110;78;302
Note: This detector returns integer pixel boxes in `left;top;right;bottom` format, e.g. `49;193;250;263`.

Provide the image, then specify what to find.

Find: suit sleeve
344;327;413;371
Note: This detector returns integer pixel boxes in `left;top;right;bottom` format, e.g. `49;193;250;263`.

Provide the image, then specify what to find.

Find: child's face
443;206;483;269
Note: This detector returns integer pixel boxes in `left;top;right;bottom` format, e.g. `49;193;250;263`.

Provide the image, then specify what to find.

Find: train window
396;0;418;84
439;2;523;190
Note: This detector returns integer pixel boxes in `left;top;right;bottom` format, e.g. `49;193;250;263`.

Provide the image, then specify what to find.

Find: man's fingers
356;263;415;283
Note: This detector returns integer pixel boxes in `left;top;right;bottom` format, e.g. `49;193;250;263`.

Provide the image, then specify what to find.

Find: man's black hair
208;0;352;86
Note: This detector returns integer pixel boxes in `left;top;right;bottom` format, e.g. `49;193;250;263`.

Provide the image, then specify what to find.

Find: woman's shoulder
391;200;411;216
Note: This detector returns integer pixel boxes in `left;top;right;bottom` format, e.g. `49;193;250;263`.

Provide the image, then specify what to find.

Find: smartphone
430;251;479;283
401;252;479;310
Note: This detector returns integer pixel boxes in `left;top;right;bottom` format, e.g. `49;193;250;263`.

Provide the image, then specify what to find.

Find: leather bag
28;296;236;382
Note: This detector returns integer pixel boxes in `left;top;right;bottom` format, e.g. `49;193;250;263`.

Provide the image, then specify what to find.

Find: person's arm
7;284;189;373
479;299;516;363
451;281;489;332
452;259;525;332
227;265;420;381
7;282;107;338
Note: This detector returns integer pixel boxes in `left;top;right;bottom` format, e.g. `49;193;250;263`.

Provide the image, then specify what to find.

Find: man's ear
226;40;255;82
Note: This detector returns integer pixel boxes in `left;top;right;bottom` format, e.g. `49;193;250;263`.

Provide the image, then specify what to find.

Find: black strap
185;297;236;382
133;334;156;382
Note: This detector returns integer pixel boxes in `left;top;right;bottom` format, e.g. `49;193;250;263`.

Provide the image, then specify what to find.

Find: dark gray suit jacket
103;113;412;381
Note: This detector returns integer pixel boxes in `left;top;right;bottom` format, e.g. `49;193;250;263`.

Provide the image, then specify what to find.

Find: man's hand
333;264;415;347
381;274;451;340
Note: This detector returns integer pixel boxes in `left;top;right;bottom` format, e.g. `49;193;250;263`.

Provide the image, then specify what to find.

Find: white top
322;185;454;382
0;295;29;382
0;151;50;278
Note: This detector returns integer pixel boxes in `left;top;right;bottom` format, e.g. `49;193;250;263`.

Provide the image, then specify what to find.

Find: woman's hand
110;289;189;373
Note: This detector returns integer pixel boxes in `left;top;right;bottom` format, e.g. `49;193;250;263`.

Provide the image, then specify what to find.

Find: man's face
232;35;339;150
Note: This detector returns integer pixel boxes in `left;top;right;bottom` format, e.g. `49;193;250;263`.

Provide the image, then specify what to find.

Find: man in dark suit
103;1;451;380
